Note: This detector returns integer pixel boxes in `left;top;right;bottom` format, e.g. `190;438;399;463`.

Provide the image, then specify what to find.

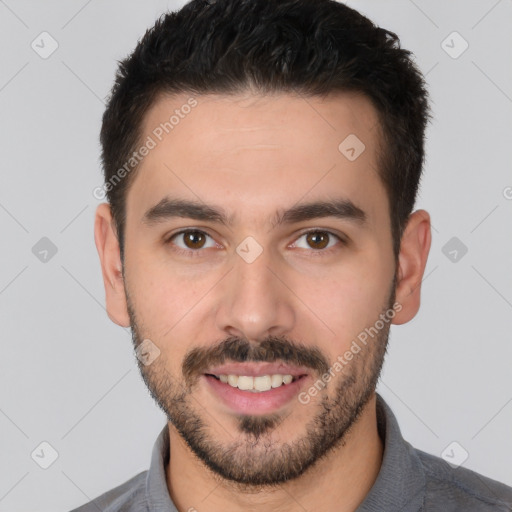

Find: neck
166;393;383;512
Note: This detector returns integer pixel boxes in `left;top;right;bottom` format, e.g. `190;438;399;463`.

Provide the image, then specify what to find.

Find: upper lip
205;362;310;378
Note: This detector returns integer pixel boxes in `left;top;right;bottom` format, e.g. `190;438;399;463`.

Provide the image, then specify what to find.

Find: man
74;0;512;510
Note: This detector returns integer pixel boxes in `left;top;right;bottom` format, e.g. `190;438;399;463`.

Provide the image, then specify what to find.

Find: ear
94;203;131;327
391;209;432;325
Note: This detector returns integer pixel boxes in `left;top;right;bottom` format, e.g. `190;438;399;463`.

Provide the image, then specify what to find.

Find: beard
126;278;396;489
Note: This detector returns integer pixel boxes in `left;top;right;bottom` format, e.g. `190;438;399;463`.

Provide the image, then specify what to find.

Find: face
119;91;399;486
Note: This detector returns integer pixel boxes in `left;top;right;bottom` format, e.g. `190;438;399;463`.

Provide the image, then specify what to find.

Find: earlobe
94;203;131;327
391;209;432;325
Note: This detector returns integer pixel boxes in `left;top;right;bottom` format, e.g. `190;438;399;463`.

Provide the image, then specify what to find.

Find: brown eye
291;230;343;253
182;230;207;249
166;229;219;258
305;231;330;249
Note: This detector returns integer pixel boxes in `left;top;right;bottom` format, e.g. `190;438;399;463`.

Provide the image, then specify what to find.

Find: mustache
182;335;330;386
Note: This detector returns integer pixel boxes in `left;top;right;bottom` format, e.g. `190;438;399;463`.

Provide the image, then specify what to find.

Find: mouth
202;369;311;415
205;372;306;392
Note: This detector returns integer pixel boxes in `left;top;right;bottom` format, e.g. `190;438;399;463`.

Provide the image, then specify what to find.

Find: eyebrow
142;197;368;229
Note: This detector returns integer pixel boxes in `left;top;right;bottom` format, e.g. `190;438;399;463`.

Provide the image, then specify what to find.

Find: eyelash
165;228;346;258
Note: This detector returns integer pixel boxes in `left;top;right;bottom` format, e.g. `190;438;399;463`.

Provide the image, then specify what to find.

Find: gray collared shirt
70;394;512;511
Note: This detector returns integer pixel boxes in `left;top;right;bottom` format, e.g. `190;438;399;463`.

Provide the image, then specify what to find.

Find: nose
214;245;295;342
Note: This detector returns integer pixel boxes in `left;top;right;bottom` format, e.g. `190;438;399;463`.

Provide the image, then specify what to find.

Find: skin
95;91;431;512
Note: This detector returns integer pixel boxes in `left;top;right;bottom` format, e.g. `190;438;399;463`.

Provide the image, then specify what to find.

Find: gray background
1;0;511;510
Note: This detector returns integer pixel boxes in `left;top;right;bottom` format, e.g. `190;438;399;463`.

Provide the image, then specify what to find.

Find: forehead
126;91;387;230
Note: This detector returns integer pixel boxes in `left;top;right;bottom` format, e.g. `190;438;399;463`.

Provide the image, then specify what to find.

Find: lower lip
203;375;309;415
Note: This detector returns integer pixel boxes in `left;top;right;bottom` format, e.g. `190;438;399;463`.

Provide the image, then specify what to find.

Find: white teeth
237;376;253;390
254;375;272;391
214;374;297;392
271;374;284;388
282;374;293;385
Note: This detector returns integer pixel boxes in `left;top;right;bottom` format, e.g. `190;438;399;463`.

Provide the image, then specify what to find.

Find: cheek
293;261;391;349
127;265;208;376
126;248;209;336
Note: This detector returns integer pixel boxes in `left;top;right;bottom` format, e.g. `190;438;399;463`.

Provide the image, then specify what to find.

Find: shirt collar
356;393;426;511
145;423;176;511
145;393;426;512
